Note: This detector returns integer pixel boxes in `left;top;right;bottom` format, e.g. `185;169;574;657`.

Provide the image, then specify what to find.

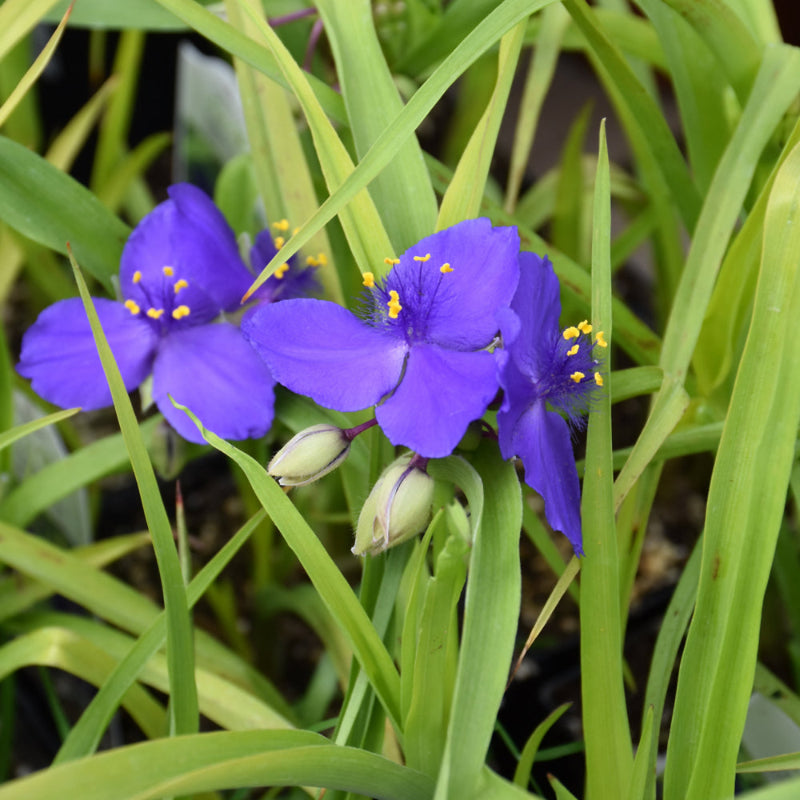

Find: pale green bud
352;455;434;555
268;424;350;486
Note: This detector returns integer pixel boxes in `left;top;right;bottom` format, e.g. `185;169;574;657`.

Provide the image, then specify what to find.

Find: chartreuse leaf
0;730;434;800
580;121;633;798
223;0;343;304
628;706;655;800
0;408;78;453
429;445;521;799
513;703;571;789
45;0;214;30
504;3;569;212
0;0;61;63
151;0;345;122
0;136;129;290
238;0;557;293
317;0;437;252
0;3;70;129
437;18;526;229
664;140;800;800
0;626;166;738
726;0;782;45
67;253;198;737
174;401;403;730
560;0;700;231
738;752;800;774
234;1;394;292
659;0;761;104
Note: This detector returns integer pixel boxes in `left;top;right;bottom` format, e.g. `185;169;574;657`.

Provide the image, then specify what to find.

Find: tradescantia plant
1;1;800;800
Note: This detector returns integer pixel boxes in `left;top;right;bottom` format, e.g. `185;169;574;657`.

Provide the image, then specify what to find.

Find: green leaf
0;0;61;63
513;703;571;789
317;0;438;251
663;139;800;800
68;253;198;737
0;135;130;290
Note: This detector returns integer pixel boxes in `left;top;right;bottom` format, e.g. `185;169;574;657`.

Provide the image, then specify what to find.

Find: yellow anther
563;326;580;340
362;272;375;288
595;331;608;348
132;270;142;284
594;372;604;387
272;219;290;232
413;253;431;262
293;227;300;235
274;263;290;279
162;266;174;277
387;290;402;319
567;344;579;357
316;252;327;266
570;371;585;383
578;320;592;334
172;305;191;320
306;256;318;267
274;236;285;249
124;299;140;315
173;279;189;293
147;308;165;320
440;262;453;274
384;257;400;265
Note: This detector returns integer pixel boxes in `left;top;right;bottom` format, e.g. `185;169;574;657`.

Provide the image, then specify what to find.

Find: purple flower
17;184;282;444
496;253;604;555
243;218;521;457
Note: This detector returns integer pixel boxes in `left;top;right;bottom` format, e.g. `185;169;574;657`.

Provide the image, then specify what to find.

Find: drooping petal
506;252;562;378
151;322;275;443
17;297;158;410
120;184;253;318
503;400;583;555
242;299;407;411
376;344;498;457
384;218;520;349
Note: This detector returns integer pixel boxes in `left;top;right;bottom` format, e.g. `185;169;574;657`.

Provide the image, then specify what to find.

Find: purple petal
17;297;157;410
120;184;253;317
376;344;498;457
242;299;407;412
501;399;583;555
245;229;319;307
384;218;520;349
506;252;562;377
152;322;275;443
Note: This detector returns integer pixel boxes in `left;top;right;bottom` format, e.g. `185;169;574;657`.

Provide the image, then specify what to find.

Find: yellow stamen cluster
594;372;604;387
595;331;608;348
132;270;142;284
413;253;431;262
124;299;140;315
570;371;585;383
440;262;453;274
578;320;592;334
384;257;400;265
362;272;375;288
387;290;402;319
272;219;290;232
173;279;189;293
306;252;328;267
172;305;191;320
162;266;174;277
567;344;579;357
147;308;165;320
274;263;290;279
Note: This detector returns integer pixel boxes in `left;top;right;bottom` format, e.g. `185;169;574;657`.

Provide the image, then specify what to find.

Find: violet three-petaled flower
496;252;604;555
243;218;521;458
17;184;282;443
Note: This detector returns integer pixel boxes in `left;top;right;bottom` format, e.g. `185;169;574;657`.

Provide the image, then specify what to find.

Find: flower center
124;265;193;327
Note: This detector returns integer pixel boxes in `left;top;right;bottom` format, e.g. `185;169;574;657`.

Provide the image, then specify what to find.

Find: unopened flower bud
352;455;434;556
268;424;350;486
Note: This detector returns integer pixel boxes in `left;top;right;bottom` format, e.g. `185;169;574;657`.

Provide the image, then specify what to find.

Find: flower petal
17;297;157;410
501;400;583;554
384;218;520;349
242;299;407;411
506;252;562;377
245;229;318;307
152;322;275;443
120;183;253;318
376;344;498;457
